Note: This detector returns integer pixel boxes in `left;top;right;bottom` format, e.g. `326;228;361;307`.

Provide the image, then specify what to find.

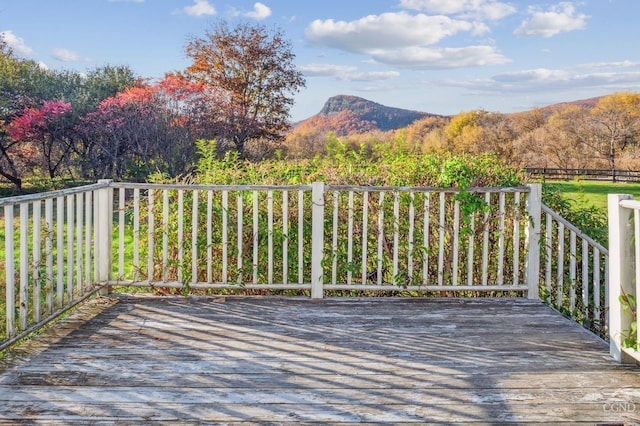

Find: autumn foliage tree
7;100;73;179
184;21;305;159
77;75;212;180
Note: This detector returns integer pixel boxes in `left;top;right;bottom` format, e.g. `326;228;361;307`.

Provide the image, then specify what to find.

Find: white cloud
446;66;640;94
576;60;640;69
306;12;480;52
305;12;509;70
245;2;271;20
371;45;509;69
399;0;516;21
0;30;33;55
299;63;400;82
51;48;91;62
514;2;589;38
183;0;216;17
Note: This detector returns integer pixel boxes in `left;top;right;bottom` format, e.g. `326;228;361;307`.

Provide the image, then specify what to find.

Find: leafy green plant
619;288;638;351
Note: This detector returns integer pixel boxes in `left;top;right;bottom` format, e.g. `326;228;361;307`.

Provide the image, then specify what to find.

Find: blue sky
2;0;639;121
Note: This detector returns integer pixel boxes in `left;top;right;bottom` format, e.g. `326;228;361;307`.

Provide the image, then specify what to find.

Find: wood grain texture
0;296;639;424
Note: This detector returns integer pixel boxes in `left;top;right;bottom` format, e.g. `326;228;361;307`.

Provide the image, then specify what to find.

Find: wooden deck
0;296;639;424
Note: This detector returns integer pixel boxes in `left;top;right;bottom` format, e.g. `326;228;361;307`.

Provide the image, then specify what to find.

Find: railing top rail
0;182;110;207
619;199;640;210
110;182;313;192
111;182;531;193
322;185;531;193
542;203;608;255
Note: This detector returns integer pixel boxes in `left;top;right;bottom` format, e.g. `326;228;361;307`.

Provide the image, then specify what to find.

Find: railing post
607;193;635;363
310;181;325;299
525;183;542;300
96;180;113;295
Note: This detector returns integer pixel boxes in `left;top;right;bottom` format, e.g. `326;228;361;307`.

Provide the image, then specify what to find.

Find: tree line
285;92;640;176
0;22;305;194
3;19;640;195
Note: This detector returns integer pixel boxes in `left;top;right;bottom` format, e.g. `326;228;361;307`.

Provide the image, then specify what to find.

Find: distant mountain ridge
293;94;604;137
295;95;443;136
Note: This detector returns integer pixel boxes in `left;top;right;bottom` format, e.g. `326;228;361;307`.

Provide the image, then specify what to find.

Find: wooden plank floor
0;295;639;424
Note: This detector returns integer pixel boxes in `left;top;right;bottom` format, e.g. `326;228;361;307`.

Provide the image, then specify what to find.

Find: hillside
294;95;443;136
294;94;605;136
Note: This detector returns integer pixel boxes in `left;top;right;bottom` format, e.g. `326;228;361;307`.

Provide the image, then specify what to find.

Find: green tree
184;21;306;159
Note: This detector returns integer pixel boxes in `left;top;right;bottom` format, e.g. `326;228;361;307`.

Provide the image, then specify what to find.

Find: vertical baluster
497;192;505;286
118;189;125;281
635;210;640;347
557;221;565;310
45;199;53;314
133;189;140;282
298;190;304;284
222;190;228;283
177;190;184;284
19;203;28;331
582;239;589;321
162;190;169;282
545;213;552;295
377;192;385;285
76;192;84;295
331;191;339;285
206;190;213;283
56;197;64;307
482;192;490;286
452;199;460;286
268;190;274;285
467;211;475;286
569;230;577;312
361;191;369;285
192;190;199;284
252;191;259;284
33;200;41;322
393;192;399;285
604;256;609;332
5;205;15;337
593;247;601;325
85;191;92;288
147;190;155;283
237;192;243;285
347;191;354;285
437;192;445;286
66;195;74;301
422;193;430;286
513;192;520;285
282;190;288;285
408;192;415;285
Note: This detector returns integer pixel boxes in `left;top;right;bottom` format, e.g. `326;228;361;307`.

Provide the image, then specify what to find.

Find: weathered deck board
0;296;639;424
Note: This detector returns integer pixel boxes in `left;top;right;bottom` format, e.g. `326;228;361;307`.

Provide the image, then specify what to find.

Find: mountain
292;94;606;138
535;96;602;116
294;95;442;136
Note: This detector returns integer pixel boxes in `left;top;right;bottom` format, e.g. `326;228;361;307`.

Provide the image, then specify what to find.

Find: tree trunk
610;138;616;183
0;172;23;195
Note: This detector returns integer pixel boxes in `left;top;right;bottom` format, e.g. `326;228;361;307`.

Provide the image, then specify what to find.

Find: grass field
544;180;640;211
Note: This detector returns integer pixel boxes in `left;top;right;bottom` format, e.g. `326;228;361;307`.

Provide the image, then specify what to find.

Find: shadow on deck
0;296;639;424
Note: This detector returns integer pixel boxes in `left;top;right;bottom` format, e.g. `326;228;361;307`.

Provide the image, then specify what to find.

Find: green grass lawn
544;180;640;211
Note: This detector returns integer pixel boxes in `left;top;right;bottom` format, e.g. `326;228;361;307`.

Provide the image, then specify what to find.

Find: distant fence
525;168;640;183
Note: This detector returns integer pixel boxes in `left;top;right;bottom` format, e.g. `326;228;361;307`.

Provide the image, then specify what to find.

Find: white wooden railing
0;181;614;358
608;194;640;364
105;182;541;297
0;181;113;351
541;205;609;337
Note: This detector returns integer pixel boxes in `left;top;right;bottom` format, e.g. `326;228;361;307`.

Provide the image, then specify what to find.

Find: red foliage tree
77;75;213;179
6;100;73;180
